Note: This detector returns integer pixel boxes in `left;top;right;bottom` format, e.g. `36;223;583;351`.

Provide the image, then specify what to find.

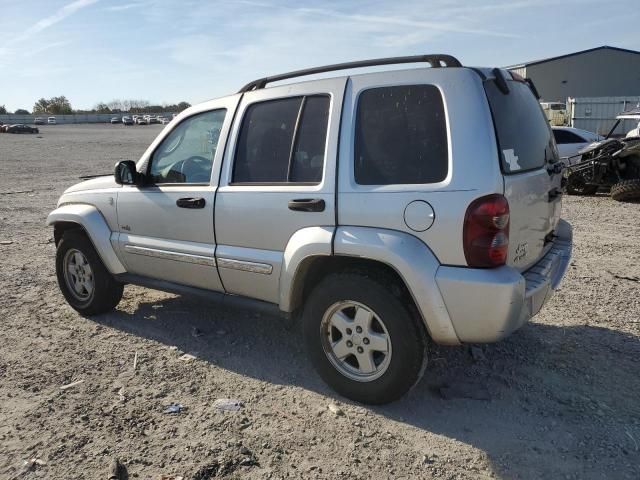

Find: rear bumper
435;219;572;343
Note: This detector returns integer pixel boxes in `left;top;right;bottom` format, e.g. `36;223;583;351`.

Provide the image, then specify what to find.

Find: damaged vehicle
47;54;572;404
565;106;640;201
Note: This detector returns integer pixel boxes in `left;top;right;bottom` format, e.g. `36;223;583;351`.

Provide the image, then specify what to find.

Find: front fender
334;226;460;345
46;204;126;274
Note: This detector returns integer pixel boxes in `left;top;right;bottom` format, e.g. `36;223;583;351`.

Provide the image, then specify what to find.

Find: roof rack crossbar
238;54;462;93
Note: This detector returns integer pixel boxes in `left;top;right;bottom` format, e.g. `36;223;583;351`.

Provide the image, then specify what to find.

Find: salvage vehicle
565;107;640;201
34;117;45;125
47;54;572;404
48;116;57;124
122;116;134;126
7;124;39;134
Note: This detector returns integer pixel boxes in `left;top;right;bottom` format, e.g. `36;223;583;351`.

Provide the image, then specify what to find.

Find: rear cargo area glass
485;80;556;174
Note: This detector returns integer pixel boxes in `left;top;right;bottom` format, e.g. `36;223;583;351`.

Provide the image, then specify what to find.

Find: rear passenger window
354;85;448;185
232;95;330;184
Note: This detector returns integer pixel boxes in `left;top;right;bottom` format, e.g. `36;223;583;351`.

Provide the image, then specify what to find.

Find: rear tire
302;272;426;404
611;179;640;202
56;230;123;315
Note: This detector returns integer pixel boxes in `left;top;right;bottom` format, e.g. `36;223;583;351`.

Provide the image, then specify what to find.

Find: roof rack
238;54;462;93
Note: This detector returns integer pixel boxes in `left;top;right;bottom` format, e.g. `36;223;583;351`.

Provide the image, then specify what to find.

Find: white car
552;127;603;165
48;117;57;125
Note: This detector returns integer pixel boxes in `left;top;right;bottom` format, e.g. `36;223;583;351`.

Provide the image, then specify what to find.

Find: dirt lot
0;125;639;479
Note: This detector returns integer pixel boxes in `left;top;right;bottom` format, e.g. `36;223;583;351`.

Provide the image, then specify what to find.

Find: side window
232;95;330;184
149;109;226;184
354;85;448;185
553;130;585;144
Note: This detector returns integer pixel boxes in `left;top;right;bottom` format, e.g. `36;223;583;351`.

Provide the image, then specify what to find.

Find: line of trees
0;97;192;115
88;99;191;114
0;105;31;114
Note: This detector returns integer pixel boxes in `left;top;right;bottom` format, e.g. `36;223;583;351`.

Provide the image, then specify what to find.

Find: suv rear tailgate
484;76;562;271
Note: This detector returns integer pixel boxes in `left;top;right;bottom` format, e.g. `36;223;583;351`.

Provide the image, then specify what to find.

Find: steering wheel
179;155;210;182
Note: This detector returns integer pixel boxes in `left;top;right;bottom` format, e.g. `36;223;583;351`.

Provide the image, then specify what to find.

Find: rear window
485;80;557;174
354;85;448;185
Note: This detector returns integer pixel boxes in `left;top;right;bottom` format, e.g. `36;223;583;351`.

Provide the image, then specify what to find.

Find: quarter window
149;109;226;184
354;85;448;185
232;95;330;184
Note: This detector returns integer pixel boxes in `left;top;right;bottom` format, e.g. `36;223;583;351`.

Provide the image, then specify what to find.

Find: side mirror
114;160;139;185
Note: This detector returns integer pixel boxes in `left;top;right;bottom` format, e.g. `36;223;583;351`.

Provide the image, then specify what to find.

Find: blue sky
0;0;638;112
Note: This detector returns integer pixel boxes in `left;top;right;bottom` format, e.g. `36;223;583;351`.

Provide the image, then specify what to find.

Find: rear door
485;76;562;271
214;78;344;303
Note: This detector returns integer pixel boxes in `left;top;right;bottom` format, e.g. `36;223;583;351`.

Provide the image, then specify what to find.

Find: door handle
176;197;206;209
288;198;325;212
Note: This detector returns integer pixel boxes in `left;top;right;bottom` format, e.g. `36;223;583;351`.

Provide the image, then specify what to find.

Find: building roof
507;45;640;70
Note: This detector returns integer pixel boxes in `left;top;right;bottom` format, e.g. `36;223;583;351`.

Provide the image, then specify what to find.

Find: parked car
7;124;39;134
552;127;603;165
148;116;161;124
34;117;45;125
48;117;57;125
135;117;148;125
122;116;134;126
110;117;121;124
47;54;572;404
160;117;170;125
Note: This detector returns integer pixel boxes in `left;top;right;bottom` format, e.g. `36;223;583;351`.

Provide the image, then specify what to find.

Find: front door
214;78;345;303
116;98;238;290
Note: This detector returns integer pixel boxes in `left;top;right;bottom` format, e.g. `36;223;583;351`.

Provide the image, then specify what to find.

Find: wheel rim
63;248;94;302
320;301;392;382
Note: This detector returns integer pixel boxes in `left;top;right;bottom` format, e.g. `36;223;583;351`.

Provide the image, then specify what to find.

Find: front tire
303;272;426;404
565;173;598;195
56;230;123;315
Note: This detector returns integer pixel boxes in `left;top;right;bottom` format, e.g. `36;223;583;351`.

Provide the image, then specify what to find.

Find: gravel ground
0;125;638;480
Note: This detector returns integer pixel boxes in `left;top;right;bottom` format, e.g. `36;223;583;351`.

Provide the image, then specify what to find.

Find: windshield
485;80;558;174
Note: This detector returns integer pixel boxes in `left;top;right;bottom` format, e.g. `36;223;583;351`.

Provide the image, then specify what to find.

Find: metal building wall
524;49;640;102
568;96;640;135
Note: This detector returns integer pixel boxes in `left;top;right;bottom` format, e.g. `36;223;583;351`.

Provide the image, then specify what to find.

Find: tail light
463;194;510;267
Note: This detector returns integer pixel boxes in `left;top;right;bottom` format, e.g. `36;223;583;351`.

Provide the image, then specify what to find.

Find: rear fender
279;227;334;312
333;226;460;345
46;204;126;274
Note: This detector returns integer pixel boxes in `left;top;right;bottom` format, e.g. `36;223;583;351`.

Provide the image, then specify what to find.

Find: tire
302;272;427;404
55;230;124;315
565;173;598;195
611;179;640;202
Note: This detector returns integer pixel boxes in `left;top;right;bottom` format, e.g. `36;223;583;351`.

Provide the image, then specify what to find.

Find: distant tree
176;101;191;112
94;103;111;114
0;105;7;114
33;96;72;114
14;109;30;114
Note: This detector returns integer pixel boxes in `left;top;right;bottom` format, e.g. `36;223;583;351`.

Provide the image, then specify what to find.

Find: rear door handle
288;198;325;212
176;197;206;209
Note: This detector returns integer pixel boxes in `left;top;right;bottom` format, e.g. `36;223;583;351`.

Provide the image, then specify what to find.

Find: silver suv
47;55;572;404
